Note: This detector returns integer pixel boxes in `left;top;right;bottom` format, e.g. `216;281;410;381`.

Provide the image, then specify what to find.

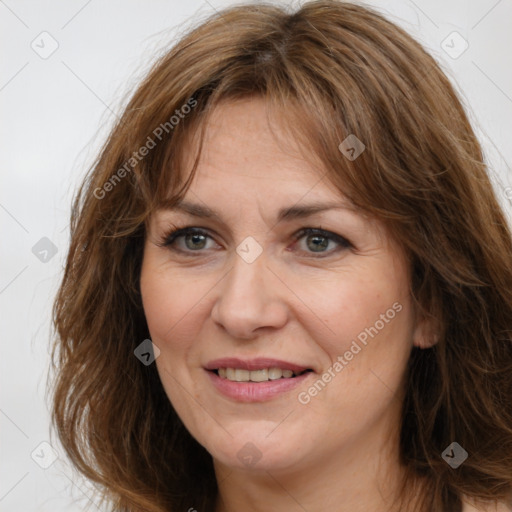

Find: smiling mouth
211;368;313;382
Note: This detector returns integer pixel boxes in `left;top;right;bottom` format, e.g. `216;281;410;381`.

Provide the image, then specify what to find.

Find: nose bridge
211;247;287;338
222;249;269;314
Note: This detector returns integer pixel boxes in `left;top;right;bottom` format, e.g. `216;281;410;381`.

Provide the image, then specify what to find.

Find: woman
49;1;512;511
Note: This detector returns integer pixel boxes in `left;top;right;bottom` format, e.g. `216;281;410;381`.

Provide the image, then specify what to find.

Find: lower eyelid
161;228;215;250
161;227;351;255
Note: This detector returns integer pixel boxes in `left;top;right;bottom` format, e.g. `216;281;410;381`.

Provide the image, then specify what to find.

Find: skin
140;97;434;512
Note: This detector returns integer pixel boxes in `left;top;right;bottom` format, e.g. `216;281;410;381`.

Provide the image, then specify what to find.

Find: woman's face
140;97;423;475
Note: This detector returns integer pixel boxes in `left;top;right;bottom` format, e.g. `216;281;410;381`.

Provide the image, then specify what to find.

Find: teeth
268;368;283;380
216;367;305;382
234;369;249;382
250;369;268;382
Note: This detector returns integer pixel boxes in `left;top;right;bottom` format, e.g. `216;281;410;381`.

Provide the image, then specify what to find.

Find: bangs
146;72;373;231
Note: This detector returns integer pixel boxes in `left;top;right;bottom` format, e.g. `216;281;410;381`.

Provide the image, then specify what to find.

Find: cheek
297;269;414;425
140;258;206;399
140;257;200;349
140;276;176;341
311;278;413;413
299;274;413;433
298;268;411;356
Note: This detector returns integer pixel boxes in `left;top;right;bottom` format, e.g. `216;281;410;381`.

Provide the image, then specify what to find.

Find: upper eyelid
160;226;351;252
161;225;340;240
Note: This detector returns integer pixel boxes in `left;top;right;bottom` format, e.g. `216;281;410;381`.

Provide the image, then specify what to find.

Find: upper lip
204;357;312;373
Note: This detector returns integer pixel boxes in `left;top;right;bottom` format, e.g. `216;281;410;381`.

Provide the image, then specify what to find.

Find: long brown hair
49;1;512;511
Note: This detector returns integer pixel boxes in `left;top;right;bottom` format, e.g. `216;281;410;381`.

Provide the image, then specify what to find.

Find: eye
157;225;352;258
292;228;352;257
158;227;219;254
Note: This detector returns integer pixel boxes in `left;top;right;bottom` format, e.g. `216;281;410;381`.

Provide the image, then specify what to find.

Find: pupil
307;235;328;252
186;234;206;250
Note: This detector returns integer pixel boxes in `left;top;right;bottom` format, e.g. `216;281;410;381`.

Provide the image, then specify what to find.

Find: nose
210;250;289;339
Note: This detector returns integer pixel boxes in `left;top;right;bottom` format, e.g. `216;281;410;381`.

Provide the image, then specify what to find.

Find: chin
206;431;307;472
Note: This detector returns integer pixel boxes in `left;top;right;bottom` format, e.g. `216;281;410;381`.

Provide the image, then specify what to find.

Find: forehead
154;99;372;235
176;97;334;193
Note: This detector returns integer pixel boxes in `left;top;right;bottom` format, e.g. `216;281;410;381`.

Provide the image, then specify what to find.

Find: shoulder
461;497;511;512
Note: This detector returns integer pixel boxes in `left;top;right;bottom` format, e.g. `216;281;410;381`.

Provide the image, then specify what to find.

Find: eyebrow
157;199;359;223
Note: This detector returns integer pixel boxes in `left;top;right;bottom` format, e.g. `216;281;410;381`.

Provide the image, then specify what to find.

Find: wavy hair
49;1;512;511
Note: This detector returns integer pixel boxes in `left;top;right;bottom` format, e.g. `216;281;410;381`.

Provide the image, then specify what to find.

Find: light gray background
1;0;511;510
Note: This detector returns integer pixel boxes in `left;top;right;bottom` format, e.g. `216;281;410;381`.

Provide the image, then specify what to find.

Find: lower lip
205;369;313;402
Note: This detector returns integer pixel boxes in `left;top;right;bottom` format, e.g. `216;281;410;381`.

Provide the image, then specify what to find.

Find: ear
412;312;440;349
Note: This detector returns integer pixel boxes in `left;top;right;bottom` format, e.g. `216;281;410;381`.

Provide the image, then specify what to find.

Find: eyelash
156;225;352;258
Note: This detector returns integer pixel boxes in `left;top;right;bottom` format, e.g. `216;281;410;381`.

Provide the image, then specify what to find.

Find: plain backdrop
1;0;511;510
